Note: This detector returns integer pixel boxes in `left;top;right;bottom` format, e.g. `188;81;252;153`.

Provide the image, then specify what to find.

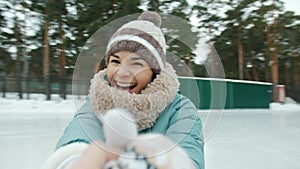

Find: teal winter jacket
55;93;205;169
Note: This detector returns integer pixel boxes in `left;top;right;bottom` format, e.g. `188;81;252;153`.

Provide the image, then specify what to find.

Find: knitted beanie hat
105;11;166;74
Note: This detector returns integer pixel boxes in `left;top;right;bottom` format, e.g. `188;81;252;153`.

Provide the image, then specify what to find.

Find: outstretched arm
70;141;120;169
42;96;106;169
56;96;105;150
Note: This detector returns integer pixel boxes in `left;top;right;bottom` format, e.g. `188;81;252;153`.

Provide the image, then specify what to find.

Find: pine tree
145;0;199;76
0;1;12;97
276;11;300;87
47;0;68;99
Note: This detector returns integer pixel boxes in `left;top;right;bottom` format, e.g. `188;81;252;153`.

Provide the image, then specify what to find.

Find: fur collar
89;63;179;130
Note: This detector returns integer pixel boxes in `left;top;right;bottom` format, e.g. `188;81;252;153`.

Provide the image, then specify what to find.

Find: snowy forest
0;0;299;101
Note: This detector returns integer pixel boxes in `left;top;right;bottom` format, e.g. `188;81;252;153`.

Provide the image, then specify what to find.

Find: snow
270;102;300;111
0;93;300;169
269;97;300;111
204;109;300;169
0;94;77;114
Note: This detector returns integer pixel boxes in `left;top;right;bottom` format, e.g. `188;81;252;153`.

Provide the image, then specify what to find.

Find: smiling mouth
115;82;137;91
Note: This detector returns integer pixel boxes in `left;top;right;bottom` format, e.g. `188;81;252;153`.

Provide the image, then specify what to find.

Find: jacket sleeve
42;96;105;169
55;96;105;150
164;94;205;169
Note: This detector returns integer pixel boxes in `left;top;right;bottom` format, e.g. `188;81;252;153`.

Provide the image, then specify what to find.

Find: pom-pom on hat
105;11;166;74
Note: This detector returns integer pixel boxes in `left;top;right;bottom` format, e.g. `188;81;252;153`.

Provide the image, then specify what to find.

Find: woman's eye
111;59;120;64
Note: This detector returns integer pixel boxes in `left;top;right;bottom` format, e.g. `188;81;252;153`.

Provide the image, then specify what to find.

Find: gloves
102;108;195;169
100;108;138;148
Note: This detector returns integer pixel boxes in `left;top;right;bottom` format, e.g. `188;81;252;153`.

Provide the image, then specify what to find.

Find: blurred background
0;0;299;102
0;1;299;169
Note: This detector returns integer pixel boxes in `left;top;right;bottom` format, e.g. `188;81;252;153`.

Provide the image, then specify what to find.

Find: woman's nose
116;64;131;78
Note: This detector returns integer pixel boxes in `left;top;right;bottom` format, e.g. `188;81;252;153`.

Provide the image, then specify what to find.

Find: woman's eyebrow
111;54;120;58
130;56;144;61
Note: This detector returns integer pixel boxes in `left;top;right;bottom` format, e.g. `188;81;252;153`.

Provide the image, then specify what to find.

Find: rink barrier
178;77;272;109
1;76;272;109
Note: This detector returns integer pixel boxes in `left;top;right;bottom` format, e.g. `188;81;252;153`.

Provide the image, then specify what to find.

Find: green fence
2;76;272;109
178;77;272;109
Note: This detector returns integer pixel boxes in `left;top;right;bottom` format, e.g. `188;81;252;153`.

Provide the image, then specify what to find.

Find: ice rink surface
0;112;72;169
0;109;299;169
202;109;300;169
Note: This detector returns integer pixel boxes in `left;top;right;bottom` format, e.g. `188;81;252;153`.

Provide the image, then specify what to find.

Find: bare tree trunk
292;51;300;87
244;68;251;80
22;6;30;99
1;74;6;98
271;21;279;101
271;54;279;85
23;55;30;99
284;62;290;86
43;6;51;100
252;65;259;81
237;20;244;80
264;63;271;82
271;19;279;85
266;19;279;101
207;43;223;78
265;24;272;83
14;17;23;99
59;20;67;99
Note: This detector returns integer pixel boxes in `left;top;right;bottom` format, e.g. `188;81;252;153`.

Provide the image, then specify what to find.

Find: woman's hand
69;141;121;169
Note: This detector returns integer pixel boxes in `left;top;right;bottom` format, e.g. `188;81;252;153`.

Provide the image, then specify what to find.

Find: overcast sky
285;0;300;15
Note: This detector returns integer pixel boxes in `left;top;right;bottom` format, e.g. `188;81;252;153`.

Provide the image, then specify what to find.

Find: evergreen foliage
0;0;299;100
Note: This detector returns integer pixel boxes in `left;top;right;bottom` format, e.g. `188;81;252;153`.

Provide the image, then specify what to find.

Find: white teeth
116;82;135;88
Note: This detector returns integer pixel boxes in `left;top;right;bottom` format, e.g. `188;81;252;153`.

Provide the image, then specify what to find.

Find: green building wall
178;77;272;109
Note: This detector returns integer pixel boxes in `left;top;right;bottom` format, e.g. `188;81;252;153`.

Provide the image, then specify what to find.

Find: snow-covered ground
0;93;300;169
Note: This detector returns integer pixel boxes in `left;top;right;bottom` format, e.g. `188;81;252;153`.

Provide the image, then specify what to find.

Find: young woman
42;11;204;169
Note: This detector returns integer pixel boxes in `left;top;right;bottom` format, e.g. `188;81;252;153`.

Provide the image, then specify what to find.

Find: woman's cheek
106;66;115;84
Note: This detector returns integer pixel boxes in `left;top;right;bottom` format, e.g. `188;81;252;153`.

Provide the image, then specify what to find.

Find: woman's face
107;50;153;94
